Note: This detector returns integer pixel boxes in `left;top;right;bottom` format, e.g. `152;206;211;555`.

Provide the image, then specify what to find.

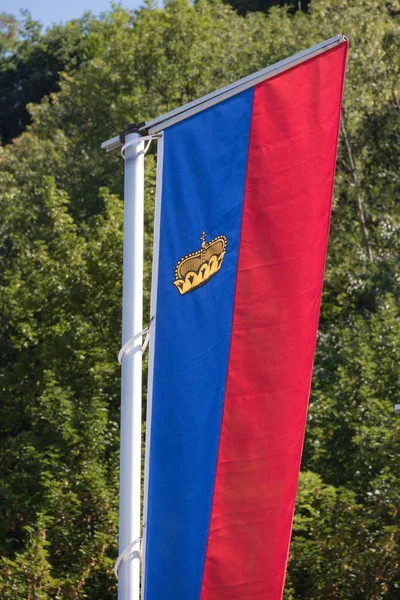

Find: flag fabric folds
144;41;348;600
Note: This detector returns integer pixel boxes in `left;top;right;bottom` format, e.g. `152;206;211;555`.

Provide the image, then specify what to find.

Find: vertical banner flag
144;39;348;600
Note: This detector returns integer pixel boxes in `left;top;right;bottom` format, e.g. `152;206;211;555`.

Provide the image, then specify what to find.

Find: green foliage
0;515;59;599
287;472;399;599
221;0;310;17
0;12;95;144
0;0;399;597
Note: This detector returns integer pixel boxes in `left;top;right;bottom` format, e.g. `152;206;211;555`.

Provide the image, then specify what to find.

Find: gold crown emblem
173;231;227;295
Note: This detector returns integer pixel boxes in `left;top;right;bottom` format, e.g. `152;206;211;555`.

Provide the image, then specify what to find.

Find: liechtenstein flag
143;37;348;600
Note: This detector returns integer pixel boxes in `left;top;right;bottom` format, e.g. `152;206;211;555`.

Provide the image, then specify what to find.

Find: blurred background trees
0;0;399;597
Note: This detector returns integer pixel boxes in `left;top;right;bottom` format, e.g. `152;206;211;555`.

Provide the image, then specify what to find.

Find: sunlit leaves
0;0;399;597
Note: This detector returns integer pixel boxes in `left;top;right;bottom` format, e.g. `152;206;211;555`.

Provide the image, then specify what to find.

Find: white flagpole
118;129;144;600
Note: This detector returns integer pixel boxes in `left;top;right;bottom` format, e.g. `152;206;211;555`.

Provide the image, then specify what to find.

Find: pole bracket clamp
119;122;149;146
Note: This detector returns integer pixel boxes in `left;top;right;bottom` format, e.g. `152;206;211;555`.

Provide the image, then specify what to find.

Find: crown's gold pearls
173;233;227;295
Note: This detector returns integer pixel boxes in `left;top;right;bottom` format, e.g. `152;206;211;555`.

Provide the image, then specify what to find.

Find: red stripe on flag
200;42;348;600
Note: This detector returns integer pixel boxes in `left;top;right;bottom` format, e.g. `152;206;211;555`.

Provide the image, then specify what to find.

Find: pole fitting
119;122;149;145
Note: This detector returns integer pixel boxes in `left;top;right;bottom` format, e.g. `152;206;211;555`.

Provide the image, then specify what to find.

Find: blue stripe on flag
144;88;254;600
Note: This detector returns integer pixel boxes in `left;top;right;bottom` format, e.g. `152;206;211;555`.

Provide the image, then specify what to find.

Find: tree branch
340;111;374;263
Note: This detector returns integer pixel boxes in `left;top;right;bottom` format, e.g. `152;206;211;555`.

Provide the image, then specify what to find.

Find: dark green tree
0;11;94;144
0;0;399;597
221;0;310;17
